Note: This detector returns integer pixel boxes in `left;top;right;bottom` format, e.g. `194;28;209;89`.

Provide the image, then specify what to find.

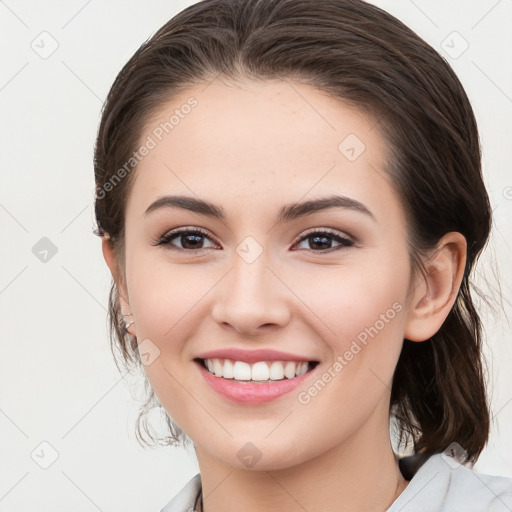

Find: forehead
127;78;401;224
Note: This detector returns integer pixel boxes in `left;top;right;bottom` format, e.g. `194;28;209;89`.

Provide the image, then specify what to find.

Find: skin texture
102;78;467;512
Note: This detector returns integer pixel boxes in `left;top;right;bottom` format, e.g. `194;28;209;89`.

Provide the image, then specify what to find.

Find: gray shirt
160;453;512;511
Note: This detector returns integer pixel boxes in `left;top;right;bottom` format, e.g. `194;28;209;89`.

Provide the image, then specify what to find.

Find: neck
194;414;408;512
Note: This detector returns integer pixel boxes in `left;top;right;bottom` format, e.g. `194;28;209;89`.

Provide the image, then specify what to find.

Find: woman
93;0;512;510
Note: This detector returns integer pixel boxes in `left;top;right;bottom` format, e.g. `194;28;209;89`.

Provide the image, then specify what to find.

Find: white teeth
213;358;223;377
251;361;270;381
232;361;251;380
269;361;284;380
223;359;234;379
203;358;314;381
284;361;296;379
296;362;308;376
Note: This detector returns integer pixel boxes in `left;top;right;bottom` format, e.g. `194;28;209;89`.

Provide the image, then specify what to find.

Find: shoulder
159;473;202;512
388;453;512;512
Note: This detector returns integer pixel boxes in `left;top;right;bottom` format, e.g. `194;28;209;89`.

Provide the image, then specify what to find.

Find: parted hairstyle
93;0;491;462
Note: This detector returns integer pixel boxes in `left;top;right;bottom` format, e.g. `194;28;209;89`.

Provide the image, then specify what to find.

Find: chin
203;438;316;472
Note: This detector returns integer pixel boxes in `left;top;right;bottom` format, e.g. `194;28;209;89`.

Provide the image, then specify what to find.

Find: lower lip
195;360;317;405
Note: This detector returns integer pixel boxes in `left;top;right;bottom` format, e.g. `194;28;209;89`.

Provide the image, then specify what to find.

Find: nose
211;249;291;336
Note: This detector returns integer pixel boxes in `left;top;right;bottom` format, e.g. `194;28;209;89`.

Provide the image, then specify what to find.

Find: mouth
194;357;320;382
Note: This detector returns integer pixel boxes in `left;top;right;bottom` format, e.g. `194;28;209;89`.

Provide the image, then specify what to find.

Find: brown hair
94;0;491;460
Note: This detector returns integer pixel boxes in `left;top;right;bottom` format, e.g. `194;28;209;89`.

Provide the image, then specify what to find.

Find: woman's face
117;78;418;470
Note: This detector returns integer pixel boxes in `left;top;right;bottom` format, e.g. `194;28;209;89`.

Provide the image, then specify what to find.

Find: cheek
297;254;410;405
126;248;212;341
331;278;406;357
292;253;409;351
124;254;208;425
290;272;407;454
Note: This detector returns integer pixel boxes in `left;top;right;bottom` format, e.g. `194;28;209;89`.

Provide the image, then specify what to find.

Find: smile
201;358;317;382
194;358;320;404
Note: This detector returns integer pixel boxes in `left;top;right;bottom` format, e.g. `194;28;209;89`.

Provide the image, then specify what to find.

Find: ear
404;232;467;342
101;236;135;336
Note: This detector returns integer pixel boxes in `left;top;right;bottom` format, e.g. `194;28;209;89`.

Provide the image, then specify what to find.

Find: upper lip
195;348;318;364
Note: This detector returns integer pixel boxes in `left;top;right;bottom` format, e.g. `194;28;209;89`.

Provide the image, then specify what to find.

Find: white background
1;1;511;511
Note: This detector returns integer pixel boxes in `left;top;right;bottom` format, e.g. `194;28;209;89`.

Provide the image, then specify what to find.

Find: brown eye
155;228;219;252
293;229;353;252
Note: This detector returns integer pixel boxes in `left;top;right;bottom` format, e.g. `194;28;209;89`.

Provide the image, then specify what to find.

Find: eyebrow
144;194;376;223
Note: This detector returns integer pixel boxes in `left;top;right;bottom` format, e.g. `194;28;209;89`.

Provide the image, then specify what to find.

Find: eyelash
153;226;354;254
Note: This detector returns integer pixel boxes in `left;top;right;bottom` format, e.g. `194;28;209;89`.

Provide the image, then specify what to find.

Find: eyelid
154;225;355;252
153;226;221;249
292;226;354;245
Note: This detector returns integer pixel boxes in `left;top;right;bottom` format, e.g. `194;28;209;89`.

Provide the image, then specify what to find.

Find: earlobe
101;235;118;281
101;236;127;302
101;236;132;318
404;232;467;342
